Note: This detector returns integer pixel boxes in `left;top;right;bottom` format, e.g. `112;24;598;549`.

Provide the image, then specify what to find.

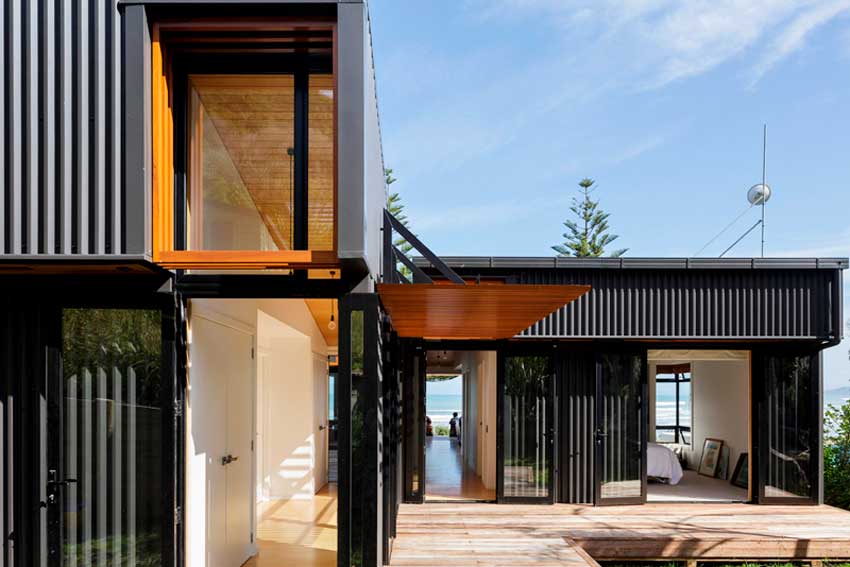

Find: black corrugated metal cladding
518;269;836;340
2;0;125;255
557;351;595;504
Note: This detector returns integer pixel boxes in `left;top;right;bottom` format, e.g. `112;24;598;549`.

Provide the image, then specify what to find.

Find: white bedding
648;442;683;485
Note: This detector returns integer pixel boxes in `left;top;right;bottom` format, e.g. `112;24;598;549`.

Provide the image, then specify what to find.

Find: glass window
502;355;552;499
61;308;163;566
188;75;296;251
598;353;643;500
654;365;692;446
765;355;813;500
308;75;335;251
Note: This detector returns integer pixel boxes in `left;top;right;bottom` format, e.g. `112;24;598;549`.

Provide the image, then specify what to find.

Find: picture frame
716;445;730;480
698;437;724;477
730;453;748;489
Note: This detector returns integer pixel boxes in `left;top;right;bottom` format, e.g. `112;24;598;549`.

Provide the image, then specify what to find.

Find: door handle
221;454;239;466
319;425;326;431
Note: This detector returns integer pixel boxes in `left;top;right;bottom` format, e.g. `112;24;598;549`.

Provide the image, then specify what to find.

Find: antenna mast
760;124;767;257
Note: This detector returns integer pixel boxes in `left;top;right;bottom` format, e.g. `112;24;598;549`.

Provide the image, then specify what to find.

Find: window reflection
765;355;812;499
188;75;296;251
62;309;163;566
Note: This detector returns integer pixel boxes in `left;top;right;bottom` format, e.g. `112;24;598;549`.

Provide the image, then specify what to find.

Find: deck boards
391;503;850;566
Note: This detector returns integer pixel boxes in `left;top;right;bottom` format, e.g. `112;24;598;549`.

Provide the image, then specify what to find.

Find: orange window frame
151;21;339;270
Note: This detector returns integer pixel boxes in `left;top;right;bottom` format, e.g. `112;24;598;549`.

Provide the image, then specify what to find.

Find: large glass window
502;355;553;500
655;364;692;445
764;354;813;500
188;75;296;251
308;75;335;251
61;309;164;566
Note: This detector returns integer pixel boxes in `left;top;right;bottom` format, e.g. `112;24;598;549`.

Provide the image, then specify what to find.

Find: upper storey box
0;1;385;281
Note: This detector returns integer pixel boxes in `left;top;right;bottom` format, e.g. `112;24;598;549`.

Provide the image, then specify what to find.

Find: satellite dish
747;183;772;205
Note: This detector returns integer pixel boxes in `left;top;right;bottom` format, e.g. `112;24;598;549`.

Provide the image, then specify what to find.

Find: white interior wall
189;299;330;543
462;353;479;472
649;354;749;472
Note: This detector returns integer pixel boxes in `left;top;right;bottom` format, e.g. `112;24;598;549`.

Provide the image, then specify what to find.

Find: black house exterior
0;1;846;567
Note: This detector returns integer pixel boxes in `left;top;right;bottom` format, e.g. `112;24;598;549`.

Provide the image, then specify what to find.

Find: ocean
423;389;849;429
426;394;463;426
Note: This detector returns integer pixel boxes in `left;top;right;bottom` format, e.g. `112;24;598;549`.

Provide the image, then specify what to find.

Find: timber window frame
151;21;339;271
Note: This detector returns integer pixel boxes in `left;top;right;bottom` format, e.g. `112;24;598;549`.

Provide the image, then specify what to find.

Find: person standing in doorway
449;412;459;438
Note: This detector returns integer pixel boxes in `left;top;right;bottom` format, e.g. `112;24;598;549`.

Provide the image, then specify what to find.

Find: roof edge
411;256;849;270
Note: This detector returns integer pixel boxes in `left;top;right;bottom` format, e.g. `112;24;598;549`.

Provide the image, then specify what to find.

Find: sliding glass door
757;351;819;504
595;351;647;506
497;353;555;503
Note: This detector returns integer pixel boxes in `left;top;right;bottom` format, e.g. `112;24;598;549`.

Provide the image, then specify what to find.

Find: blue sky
368;0;850;390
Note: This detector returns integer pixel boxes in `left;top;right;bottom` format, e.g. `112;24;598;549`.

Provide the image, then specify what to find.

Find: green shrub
825;400;850;510
434;425;450;436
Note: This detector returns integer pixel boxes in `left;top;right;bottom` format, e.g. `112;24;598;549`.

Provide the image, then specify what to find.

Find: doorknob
221;454;239;466
319;424;326;431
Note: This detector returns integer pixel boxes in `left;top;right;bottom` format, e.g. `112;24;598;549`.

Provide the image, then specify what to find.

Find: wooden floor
391;502;850;566
425;436;495;502
244;485;337;567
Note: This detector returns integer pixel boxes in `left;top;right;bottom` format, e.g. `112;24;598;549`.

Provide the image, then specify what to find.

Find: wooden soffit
376;283;591;340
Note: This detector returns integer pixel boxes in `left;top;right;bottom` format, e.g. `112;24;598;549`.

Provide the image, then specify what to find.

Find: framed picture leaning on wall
698;437;724;477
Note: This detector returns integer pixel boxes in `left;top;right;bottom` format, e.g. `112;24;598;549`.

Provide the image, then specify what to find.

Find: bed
648;442;684;485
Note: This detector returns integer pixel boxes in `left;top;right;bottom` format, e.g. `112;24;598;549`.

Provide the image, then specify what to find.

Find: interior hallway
246;485;338;567
425;437;495;502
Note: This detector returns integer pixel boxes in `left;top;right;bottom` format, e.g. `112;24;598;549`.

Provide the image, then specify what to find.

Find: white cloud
413;193;571;232
749;0;850;86
470;0;850;88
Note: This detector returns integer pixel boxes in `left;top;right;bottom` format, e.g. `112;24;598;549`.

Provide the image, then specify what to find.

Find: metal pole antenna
761;124;766;257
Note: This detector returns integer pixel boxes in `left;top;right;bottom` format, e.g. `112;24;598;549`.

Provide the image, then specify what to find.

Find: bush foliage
824;400;850;510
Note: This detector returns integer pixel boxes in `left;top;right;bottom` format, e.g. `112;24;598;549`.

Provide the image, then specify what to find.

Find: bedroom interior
646;349;751;503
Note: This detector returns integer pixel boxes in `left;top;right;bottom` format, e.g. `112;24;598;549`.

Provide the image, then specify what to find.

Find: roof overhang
376;283;591;340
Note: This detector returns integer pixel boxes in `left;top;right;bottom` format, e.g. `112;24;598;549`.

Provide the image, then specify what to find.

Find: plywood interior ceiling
377;284;591;340
308;75;335;251
189;74;335;253
191;75;296;251
305;298;338;347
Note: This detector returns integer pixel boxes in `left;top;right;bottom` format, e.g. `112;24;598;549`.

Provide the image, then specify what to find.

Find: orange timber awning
376;283;591;340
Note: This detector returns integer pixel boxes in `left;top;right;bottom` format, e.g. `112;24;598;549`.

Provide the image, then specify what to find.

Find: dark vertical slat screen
558;353;594;504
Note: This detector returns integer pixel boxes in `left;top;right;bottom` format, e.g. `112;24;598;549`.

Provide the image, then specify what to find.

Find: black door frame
0;279;180;567
593;348;648;507
496;348;556;504
752;346;822;505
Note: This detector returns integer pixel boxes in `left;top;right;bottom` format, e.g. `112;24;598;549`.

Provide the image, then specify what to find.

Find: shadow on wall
257;309;325;503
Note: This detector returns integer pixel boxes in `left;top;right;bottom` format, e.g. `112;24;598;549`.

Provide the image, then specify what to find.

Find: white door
226;335;255;564
189;315;254;567
313;354;329;490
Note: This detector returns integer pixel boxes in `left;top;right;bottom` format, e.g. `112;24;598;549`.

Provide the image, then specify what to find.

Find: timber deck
390;502;850;567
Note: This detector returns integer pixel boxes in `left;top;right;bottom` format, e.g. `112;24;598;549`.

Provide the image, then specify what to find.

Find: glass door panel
499;354;554;503
762;353;816;502
51;308;165;566
595;352;646;505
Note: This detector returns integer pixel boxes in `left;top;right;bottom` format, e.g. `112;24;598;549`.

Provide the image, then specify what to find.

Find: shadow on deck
390;502;850;566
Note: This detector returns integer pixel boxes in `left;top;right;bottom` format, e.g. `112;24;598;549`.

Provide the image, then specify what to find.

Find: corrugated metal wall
557;352;595;504
2;0;132;256
517;269;837;340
